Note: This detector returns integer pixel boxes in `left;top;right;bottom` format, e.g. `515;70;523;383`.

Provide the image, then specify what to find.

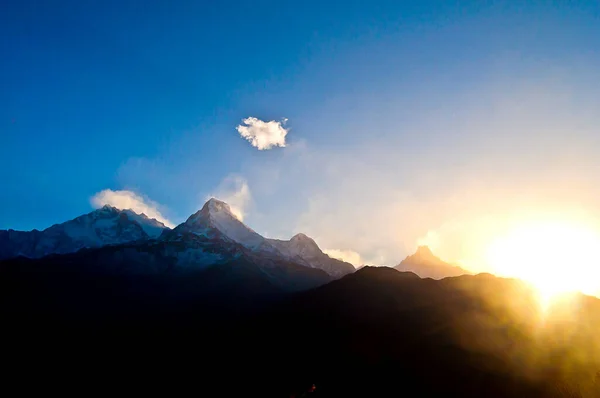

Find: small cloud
236;116;289;150
207;174;251;221
90;189;175;228
323;249;361;267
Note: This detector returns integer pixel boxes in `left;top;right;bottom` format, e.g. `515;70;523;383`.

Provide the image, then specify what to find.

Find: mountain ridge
0;205;169;260
160;197;354;277
0;198;352;285
3;264;597;396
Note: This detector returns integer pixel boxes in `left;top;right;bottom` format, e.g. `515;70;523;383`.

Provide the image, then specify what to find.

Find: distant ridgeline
1;200;598;396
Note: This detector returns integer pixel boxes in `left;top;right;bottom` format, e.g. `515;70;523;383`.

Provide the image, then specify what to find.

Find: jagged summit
204;197;232;213
171;199;354;277
405;245;437;262
92;205;167;237
415;245;433;256
171;198;266;250
289;233;320;253
121;210;168;238
288;233;321;255
0;206;170;260
267;233;355;278
291;233;313;242
92;204;168;238
92;204;120;217
187;198;236;224
395;245;470;280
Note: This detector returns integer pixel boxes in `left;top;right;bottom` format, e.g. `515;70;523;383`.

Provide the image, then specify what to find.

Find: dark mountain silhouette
395;245;471;279
1;257;598;397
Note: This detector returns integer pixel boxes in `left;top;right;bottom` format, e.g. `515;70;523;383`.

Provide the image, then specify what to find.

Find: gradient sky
2;1;600;269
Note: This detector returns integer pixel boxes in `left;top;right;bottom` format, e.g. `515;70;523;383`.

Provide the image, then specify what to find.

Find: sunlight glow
485;220;600;302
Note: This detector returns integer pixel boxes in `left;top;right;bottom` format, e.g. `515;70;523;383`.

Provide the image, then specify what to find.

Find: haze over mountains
395;245;471;279
1;199;600;396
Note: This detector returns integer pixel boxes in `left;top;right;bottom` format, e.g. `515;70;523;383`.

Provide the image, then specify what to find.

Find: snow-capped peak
186;198;236;224
268;234;321;259
413;245;435;259
0;205;172;260
95;204;119;216
266;233;355;278
288;233;321;255
395;245;470;280
290;233;312;242
175;198;267;250
402;245;448;265
205;197;234;215
91;205;168;238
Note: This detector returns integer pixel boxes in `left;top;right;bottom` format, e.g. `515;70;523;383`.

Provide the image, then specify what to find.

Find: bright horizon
3;2;600;298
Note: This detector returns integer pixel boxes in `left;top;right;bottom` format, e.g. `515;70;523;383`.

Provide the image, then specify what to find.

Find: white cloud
207;174;251;221
323;249;361;267
236;117;289;150
90;189;175;228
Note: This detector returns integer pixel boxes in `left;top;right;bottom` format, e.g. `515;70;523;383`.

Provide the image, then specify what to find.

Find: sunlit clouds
323;249;362;267
236;117;289;150
90;189;175;228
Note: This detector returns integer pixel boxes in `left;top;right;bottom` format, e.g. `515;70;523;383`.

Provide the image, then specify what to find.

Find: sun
485;220;600;302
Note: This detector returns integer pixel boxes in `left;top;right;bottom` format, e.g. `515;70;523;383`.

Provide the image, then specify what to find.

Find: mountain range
1;200;600;396
0;198;355;291
0;204;167;260
0;199;479;286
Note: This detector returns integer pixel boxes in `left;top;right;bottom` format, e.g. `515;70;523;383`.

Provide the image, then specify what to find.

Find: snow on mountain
164;198;354;277
0;205;169;260
1;198;353;280
394;246;470;279
122;209;168;238
163;198;274;251
268;233;321;258
267;233;355;278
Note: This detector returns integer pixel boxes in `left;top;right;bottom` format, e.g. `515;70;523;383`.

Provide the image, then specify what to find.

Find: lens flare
485;220;600;305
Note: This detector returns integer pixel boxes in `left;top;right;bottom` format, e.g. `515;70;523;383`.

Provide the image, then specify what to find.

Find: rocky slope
161;198;354;277
267;233;355;278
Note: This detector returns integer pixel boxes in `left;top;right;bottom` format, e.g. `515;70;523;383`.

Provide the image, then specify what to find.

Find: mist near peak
323;249;361;267
90;189;175;228
206;174;251;222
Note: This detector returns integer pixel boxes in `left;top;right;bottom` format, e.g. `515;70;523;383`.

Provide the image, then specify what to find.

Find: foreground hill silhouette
1;258;600;396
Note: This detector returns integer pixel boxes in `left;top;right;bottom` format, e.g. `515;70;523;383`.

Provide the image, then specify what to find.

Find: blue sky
2;1;600;267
